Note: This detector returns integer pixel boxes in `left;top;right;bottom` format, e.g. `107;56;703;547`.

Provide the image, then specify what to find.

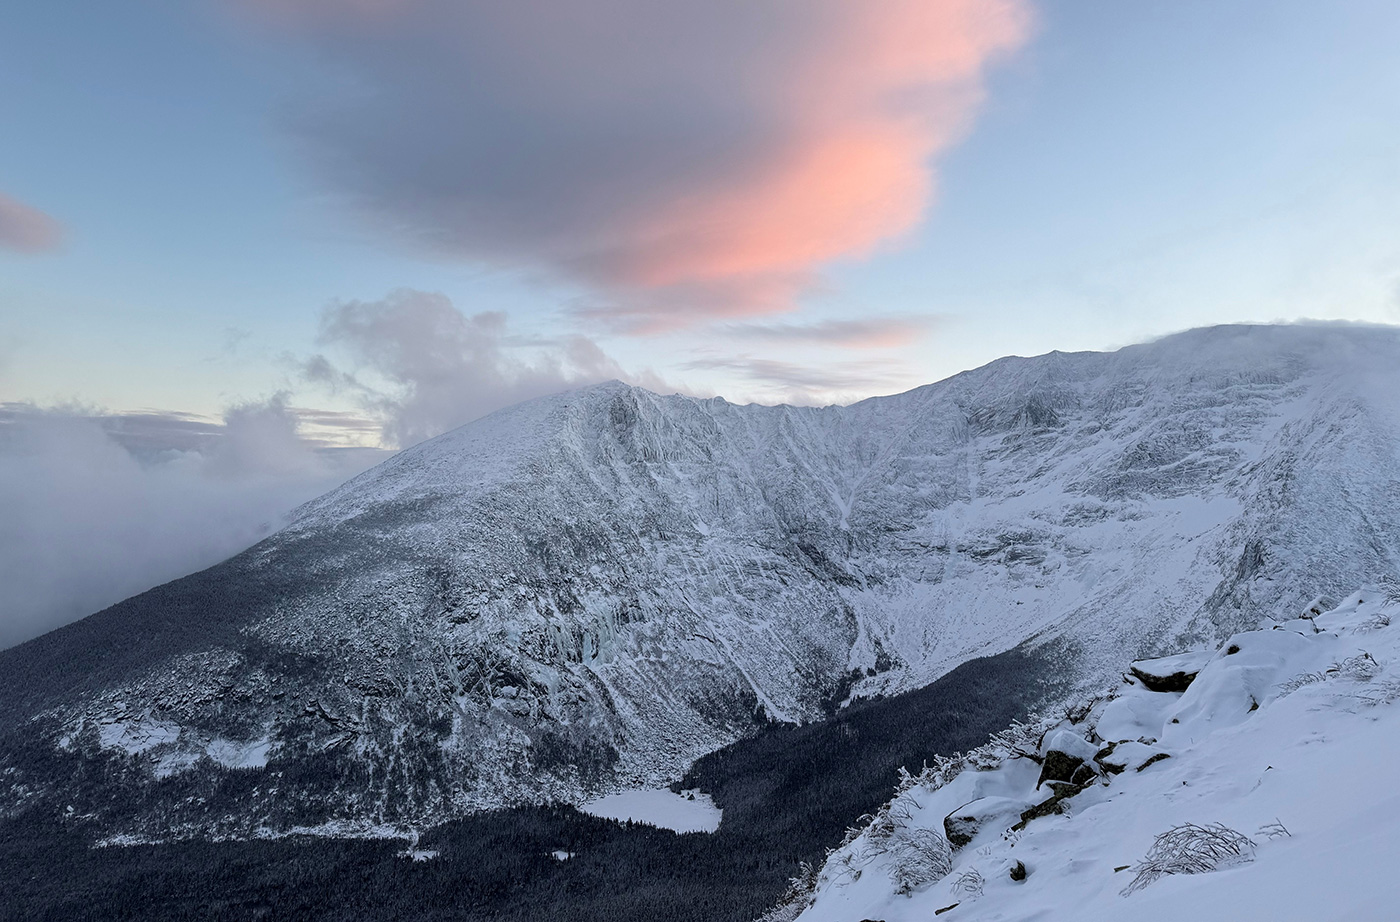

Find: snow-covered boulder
1037;728;1100;787
1129;651;1213;692
1095;687;1178;742
944;795;1035;849
1095;740;1170;774
1162;630;1319;740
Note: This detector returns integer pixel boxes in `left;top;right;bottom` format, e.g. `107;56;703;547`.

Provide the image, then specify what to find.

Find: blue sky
3;0;1400;647
3;0;1399;434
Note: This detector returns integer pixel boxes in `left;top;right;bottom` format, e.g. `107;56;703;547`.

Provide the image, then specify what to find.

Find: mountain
2;322;1399;839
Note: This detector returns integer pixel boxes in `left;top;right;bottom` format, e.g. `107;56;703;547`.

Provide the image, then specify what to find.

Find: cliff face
3;323;1398;838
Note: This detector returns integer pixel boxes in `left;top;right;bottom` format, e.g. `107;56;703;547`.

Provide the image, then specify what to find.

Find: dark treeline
0;648;1056;922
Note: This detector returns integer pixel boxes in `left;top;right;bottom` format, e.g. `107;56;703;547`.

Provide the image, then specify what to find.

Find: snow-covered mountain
780;587;1400;922
2;323;1399;838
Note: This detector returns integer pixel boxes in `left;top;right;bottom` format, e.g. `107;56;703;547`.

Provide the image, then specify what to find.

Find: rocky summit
3;323;1399;839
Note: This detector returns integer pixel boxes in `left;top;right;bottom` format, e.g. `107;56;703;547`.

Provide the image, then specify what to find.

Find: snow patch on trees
579;788;721;833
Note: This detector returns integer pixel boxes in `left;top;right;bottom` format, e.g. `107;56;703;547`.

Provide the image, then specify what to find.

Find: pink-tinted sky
3;0;1400;646
3;0;1399;429
235;0;1029;328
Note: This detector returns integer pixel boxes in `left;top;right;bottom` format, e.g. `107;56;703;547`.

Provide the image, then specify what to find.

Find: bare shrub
1121;823;1256;895
1356;678;1400;707
951;867;985;898
1358;612;1392;632
889;827;952;895
1277;671;1326;697
1256;820;1290;840
1329;652;1380;682
1380;574;1400;607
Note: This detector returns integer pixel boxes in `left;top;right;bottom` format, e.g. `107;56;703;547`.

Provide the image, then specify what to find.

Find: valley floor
0;648;1051;922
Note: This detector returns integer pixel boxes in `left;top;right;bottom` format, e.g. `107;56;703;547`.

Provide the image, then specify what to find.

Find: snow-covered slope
2;323;1399;837
784;587;1400;922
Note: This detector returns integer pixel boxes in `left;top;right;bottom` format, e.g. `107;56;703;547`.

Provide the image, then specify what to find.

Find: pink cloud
240;0;1031;325
0;192;63;253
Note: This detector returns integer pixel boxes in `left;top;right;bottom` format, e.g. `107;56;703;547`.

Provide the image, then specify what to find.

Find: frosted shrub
1122;823;1256;895
1358;611;1392;632
1380;574;1400;606
904;715;1055;795
889;826;952;895
860;798;916;853
913;752;969;793
974;717;1051;766
1276;671;1326;697
1330;652;1380;682
1356;678;1400;708
951;867;985;898
757;862;817;922
1280;653;1382;698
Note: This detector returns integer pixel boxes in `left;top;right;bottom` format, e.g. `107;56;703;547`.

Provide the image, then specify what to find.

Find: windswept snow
580;788;722;833
785;589;1400;922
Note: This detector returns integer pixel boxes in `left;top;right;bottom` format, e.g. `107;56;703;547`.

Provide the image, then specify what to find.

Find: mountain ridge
3;322;1399;837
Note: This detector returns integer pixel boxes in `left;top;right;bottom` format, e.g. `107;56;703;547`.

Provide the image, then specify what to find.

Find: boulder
1069;762;1098;786
1037;728;1099;788
1013;782;1086;830
1096;740;1170;774
1129;651;1213;692
1095;689;1175;742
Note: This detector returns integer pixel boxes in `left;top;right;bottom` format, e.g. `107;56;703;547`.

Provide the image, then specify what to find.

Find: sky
3;0;1400;645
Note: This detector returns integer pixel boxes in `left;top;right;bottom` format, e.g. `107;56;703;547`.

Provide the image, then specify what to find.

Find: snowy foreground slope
2;323;1400;837
782;589;1400;922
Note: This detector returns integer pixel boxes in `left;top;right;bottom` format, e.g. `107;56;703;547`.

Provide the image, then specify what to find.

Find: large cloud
303;288;671;447
241;0;1030;325
0;399;387;649
0;192;62;253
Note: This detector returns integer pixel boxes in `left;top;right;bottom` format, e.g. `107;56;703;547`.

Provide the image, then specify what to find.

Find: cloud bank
242;0;1030;325
0;399;387;650
0;191;62;253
